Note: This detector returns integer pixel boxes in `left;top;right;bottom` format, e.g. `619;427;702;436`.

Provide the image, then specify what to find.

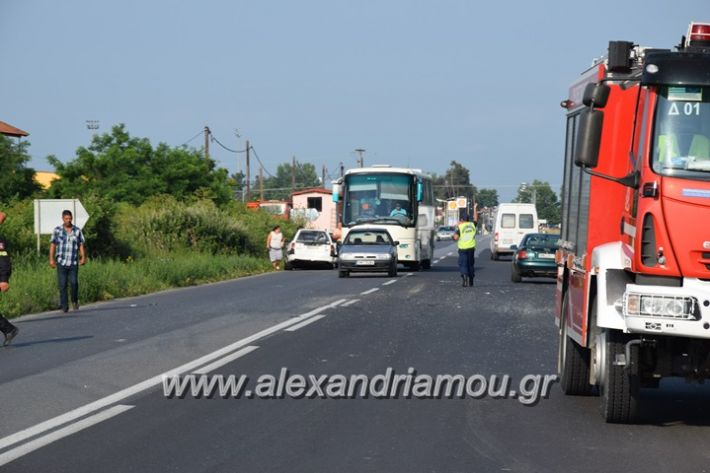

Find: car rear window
525;235;559;249
519;214;534;229
501;214;515;229
297;231;329;243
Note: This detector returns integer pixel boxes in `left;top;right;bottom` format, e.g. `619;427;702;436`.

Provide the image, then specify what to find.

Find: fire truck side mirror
574;109;604;168
582;83;610;108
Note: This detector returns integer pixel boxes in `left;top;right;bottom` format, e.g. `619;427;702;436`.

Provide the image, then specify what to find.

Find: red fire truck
556;23;710;423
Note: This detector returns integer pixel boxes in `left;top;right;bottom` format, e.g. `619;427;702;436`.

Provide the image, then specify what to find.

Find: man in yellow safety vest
453;203;478;287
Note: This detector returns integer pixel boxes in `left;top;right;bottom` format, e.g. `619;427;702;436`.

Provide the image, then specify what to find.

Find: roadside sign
33;199;90;253
456;198;467;208
34;199;90;234
447;201;458;210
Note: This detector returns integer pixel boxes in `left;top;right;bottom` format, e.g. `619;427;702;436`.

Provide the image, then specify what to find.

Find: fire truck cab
556;23;710;423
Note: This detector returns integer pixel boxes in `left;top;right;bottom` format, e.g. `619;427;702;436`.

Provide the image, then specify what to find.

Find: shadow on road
8;335;93;349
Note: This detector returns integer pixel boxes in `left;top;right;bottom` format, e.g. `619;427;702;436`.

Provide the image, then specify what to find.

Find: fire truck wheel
600;329;640;423
558;293;593;395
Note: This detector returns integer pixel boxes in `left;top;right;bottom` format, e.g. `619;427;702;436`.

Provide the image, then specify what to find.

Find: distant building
34;171;59;190
291;187;335;233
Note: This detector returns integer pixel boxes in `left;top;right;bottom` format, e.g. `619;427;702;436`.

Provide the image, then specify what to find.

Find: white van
490;203;538;260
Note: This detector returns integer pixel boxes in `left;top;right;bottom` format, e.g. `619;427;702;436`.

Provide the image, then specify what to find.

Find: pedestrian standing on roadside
453;203;479;287
266;225;284;270
0;211;19;346
49;210;86;312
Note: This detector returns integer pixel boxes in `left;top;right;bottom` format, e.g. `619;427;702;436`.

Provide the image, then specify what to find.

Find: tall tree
0;135;42;201
513;180;561;225
261;160;320;200
48;124;232;205
433;161;477;200
476;188;499;209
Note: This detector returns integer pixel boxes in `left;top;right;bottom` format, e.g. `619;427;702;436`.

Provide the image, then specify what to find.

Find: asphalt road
3;235;710;472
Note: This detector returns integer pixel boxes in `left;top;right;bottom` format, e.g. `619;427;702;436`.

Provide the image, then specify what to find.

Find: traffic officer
453;203;478;287
0;211;19;346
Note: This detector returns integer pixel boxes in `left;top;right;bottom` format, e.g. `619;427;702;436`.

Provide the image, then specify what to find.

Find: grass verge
0;252;271;319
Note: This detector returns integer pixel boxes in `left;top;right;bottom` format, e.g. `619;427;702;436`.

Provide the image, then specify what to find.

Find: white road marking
360;288;380;295
0;297;346;452
382;280;397;286
193;346;260;375
341;299;359;307
405;273;413;277
285;314;327;332
0;405;134;467
447;252;453;256
297;299;347;318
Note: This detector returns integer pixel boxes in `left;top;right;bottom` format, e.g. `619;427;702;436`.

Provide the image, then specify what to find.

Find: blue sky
1;0;706;201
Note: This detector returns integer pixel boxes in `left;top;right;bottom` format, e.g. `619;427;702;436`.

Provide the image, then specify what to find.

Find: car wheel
422;259;431;270
511;265;522;282
338;270;348;278
284;261;293;271
388;263;397;277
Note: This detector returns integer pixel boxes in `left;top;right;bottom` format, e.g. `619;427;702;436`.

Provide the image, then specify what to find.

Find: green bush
0;196;301;319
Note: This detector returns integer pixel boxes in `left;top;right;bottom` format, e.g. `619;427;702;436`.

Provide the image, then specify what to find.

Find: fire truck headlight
624;293;698;320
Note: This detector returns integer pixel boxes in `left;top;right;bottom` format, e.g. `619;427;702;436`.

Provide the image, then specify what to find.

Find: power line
248;146;276;178
210;133;246;153
181;130;203;147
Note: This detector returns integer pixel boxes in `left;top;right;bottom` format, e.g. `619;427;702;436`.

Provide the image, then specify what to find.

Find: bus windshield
651;86;710;179
343;173;415;226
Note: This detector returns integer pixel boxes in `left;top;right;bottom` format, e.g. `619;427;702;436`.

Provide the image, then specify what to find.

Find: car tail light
494;232;499;243
517;250;528;260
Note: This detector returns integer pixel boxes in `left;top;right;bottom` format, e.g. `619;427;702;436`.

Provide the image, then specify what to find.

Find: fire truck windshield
652;86;710;178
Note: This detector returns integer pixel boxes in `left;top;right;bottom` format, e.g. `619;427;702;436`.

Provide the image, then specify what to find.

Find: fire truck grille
703;252;710;271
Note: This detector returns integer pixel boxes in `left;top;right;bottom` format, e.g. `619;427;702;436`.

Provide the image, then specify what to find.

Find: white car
435;226;456;241
285;229;337;269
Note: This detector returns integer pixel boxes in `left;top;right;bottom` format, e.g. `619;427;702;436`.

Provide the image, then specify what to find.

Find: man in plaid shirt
49;210;86;312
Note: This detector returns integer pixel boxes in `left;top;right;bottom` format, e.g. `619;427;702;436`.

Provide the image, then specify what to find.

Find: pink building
290;188;336;233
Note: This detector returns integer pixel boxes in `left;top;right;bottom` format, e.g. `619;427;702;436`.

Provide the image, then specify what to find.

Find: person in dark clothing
0;211;19;346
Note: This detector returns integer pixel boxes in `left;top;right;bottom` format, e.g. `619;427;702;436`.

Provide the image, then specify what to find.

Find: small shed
291;187;336;233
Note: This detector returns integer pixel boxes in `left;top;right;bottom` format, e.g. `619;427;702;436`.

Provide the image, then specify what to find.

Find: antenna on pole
355;148;366;168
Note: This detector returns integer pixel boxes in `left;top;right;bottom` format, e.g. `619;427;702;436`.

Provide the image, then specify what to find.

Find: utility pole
259;166;264;201
322;165;327;188
291;155;297;194
340;162;344;178
245;140;251;201
355;148;365;168
204;126;210;160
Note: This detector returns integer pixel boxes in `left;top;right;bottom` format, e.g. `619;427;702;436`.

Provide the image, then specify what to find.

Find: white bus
332;165;436;270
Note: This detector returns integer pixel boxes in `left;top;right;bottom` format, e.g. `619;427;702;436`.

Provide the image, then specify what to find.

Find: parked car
337;227;398;278
435;225;456;241
511;233;559;282
285;229;337;270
